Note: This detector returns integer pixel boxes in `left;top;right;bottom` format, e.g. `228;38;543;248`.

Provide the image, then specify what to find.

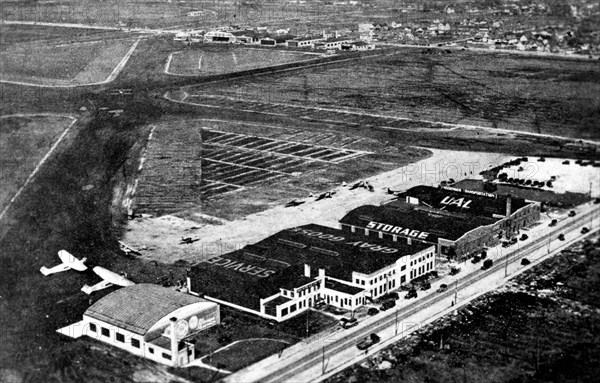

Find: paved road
223;204;599;382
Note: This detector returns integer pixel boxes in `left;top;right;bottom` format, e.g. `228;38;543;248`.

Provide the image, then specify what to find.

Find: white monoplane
40;250;87;276
81;266;135;294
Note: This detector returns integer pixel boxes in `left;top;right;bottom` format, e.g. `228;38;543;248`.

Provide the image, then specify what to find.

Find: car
538;157;546;162
405;289;418;299
549;219;558;227
367;307;379;316
502;241;511;248
562;160;570;165
381;300;396;311
481;259;493;270
510;237;518;244
558;234;565;241
437;284;448;293
471;255;481;264
595;198;600;204
521;258;531;266
480;251;488;260
581;227;590;234
568;211;576;217
356;333;380;350
519;234;529;241
340;317;358;329
420;282;431;291
449;267;461;276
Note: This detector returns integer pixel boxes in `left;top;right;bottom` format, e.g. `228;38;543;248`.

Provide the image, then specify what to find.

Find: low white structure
58;284;219;366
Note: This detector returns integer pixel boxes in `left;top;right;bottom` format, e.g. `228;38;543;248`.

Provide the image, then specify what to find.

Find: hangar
340;185;540;260
58;284;220;367
187;224;435;322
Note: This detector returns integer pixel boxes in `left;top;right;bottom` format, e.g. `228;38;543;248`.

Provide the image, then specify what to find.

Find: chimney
506;195;512;217
318;268;325;278
304;264;311;278
169;317;179;367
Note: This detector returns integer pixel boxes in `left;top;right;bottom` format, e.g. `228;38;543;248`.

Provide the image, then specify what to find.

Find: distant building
58;284;220;367
204;30;237;43
287;36;324;48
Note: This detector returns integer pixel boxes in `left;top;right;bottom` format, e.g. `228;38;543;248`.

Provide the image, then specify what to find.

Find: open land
167;46;323;76
0;114;74;217
326;234;600;383
187;49;600;140
0;38;138;85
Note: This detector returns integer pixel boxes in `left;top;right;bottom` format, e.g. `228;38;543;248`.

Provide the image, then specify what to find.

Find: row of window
89;322;171;360
355;269;397;286
282;283;319;299
409;261;434;279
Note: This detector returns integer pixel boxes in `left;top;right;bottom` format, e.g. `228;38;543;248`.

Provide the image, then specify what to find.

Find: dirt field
0;115;74;215
188;49;600;140
0;38;137;85
326;234;600;383
168;46;322;76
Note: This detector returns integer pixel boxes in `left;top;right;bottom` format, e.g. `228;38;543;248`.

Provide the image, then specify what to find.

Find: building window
282;308;288;316
149;348;154;354
131;338;140;348
116;333;125;343
101;327;110;337
162;353;171;360
401;275;406;283
89;323;97;332
290;304;297;312
401;265;406;271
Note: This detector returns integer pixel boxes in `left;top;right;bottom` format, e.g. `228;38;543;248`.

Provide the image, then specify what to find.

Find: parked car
381;300;396;311
421;282;431;291
480;251;487;260
558;234;565;241
405;288;418;299
449;267;461;276
367;307;379;316
568;211;576;217
520;234;529;241
437;284;448;293
340;317;358;329
471;255;481;264
538;157;546;162
562;160;570;165
356;333;380;350
521;258;531;266
481;259;493;270
549;219;558;227
581;227;590;234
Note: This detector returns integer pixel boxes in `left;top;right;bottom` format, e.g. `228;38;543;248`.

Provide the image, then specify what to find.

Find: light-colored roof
85;284;210;335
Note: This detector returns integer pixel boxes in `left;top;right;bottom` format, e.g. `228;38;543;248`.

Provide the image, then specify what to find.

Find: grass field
201;339;287;371
0;38;136;85
327;235;600;383
190;49;600;140
0;115;73;215
168;46;321;76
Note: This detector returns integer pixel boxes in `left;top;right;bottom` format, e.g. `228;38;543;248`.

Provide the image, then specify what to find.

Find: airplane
349;181;364;190
180;237;200;244
387;188;400;195
118;241;142;256
285;200;305;207
40;250;87;276
81;266;135;295
315;191;335;201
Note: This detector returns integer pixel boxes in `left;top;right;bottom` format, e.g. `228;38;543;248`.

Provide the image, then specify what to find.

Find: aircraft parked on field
285;200;306;207
81;267;135;294
180;237;200;244
40;250;87;276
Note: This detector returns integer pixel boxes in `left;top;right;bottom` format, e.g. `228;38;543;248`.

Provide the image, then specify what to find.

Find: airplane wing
40;263;70;276
81;280;112;295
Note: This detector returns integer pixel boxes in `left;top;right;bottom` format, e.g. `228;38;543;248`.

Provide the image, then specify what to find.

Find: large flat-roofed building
58;284;220;367
188;224;435;322
340;185;540;260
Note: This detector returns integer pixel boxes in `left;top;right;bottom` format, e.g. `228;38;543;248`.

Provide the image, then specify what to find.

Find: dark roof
291;35;323;42
189;224;431;311
452;179;589;208
325;278;364;296
340;204;497;242
84;284;212;335
392;185;530;218
264;296;292;309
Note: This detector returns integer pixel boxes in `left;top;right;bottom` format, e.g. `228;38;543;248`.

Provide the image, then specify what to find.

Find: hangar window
162;353;171;360
101;327;110;337
89;323;97;332
131;338;140;348
116;333;125;343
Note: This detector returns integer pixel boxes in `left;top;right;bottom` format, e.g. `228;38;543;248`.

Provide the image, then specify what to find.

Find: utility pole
322;346;326;374
395;307;399;335
454;279;458;304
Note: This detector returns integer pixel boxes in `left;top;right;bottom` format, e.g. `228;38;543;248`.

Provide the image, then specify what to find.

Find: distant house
287;35;324;48
341;41;375;51
204;30;236;43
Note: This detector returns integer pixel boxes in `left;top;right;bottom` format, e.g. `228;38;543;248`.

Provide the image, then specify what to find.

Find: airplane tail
40;267;51;276
81;285;94;295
